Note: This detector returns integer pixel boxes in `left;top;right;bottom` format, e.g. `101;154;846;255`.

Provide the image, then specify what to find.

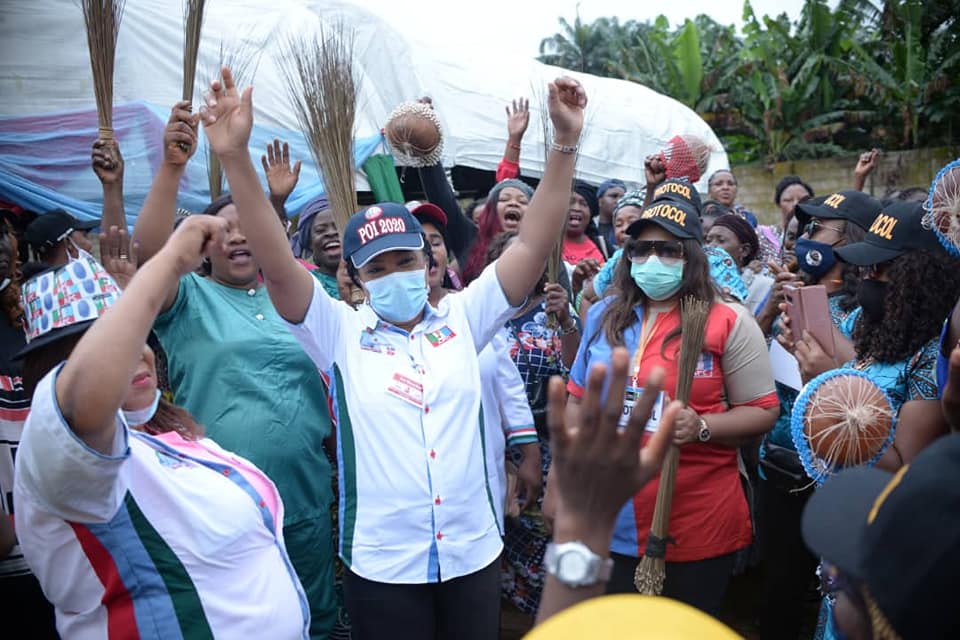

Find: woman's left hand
544;282;571;324
98;225;138;290
794;330;839;382
547;77;586;143
673;407;701;445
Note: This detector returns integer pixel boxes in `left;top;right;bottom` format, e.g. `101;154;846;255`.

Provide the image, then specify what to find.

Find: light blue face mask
123;389;161;426
630;255;684;300
365;268;429;324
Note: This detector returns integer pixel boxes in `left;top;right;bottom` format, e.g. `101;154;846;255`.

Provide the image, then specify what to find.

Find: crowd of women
1;64;959;640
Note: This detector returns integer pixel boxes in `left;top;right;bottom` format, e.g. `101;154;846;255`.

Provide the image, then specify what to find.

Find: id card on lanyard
621;309;669;432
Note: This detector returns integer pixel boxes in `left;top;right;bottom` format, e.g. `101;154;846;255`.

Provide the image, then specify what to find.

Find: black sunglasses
628;240;684;263
804;219;845;237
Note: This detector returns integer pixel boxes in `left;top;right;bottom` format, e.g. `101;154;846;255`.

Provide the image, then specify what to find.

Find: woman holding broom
200;66;585;640
555;179;778;616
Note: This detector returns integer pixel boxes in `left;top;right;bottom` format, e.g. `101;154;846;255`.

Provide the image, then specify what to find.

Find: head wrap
711;214;760;264
597;179;626;199
573;180;599;218
290;196;331;258
705;245;749;303
613;190;646;216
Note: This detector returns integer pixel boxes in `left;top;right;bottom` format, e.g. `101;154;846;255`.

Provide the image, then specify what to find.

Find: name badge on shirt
386;372;425;409
621;386;666;433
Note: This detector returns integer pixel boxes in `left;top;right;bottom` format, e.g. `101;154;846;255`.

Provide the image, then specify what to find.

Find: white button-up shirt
286;264;518;583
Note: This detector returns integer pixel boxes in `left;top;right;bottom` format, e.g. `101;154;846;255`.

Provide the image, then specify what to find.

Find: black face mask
856;279;888;323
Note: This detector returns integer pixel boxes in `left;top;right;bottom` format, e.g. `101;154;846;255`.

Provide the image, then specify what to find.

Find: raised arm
201;68;314;322
131;101;199;263
496;78;585;306
57;216;226;454
92;137;126;231
496;98;529;182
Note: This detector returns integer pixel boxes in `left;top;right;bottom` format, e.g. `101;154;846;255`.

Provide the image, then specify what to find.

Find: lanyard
631;309;666;384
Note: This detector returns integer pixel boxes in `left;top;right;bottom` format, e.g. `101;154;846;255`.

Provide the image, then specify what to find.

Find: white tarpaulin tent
0;0;727;221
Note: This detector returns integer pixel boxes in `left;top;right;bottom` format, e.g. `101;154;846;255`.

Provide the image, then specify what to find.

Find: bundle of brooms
281;22;363;305
177;0;207;155
634;296;711;595
81;0;126;142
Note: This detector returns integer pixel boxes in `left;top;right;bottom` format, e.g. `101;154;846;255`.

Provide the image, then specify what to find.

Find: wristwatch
697;417;711;442
544;541;613;588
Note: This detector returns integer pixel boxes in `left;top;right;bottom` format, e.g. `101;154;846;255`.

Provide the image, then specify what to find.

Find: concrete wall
728;147;960;226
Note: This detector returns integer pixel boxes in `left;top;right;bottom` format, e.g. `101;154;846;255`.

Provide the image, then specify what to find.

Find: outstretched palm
201;67;254;158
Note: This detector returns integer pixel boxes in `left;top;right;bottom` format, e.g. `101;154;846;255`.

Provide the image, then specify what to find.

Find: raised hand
160;214;229;277
547;77;586;144
506;98;530;142
98;225;138;290
546;348;679;527
854;148;881;180
644;154;666;188
163;100;200;166
92;138;124;185
200;66;254;158
261;139;302;203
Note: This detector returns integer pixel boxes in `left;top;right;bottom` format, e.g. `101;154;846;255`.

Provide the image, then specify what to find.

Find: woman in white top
14;219;309;639
200;67;586;640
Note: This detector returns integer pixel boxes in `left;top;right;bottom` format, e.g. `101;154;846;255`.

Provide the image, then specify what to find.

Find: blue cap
342;203;425;268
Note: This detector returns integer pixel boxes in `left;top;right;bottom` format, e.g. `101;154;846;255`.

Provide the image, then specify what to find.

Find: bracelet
508;142;522;151
551;141;579;155
560;319;579;335
574;290;585;314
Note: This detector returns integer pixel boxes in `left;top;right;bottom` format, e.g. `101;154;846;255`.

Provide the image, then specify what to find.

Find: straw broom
634;295;711;594
207;40;260;198
81;0;126;141
281;23;362;304
181;0;207;103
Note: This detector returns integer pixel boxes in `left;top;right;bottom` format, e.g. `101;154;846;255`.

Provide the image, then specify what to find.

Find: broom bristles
635;296;711;594
81;0;126;139
280;22;359;235
182;0;207;103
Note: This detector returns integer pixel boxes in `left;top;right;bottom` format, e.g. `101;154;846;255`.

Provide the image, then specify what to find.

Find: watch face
559;551;590;582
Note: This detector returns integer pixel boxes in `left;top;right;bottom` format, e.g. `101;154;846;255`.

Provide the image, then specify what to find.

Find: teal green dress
154;273;336;639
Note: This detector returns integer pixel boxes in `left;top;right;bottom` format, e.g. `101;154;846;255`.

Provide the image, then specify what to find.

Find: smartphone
783;284;835;357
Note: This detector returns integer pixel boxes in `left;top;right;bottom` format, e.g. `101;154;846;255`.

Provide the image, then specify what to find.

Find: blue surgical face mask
123;389;161;426
795;237;838;279
365;267;429;324
630;255;684;301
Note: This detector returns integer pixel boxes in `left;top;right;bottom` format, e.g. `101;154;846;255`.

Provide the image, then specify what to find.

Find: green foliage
537;0;960;165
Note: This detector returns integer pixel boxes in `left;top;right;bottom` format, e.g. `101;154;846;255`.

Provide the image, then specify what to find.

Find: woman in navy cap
201;67;587;639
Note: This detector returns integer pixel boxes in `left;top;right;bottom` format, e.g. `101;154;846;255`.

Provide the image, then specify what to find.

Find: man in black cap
802;433;960;639
24;209;97;271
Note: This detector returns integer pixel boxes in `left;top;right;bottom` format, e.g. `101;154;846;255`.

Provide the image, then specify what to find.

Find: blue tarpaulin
0;101;383;229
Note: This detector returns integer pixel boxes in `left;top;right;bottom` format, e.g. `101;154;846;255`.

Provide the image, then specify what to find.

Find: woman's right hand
200;67;254;159
506;97;530;142
160;215;228;277
644;154;666;188
163;100;200;166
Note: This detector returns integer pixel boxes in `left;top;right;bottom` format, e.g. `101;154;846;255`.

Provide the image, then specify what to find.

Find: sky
354;0;814;60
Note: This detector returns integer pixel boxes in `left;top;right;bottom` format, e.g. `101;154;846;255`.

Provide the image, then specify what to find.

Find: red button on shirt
436;533;443;540
435;496;441;505
430;449;437;459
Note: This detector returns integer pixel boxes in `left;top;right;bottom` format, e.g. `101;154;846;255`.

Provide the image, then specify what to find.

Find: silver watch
544;541;613;588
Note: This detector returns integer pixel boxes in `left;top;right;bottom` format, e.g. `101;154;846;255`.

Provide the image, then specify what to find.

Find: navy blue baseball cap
342;203;425;268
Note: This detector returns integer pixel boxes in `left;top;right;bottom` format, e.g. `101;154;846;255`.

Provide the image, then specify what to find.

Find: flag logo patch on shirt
155;450;193;470
360;330;397;356
694;352;715;377
426;326;457;347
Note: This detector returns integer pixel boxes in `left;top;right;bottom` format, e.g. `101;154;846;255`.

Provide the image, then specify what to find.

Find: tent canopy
0;0;728;225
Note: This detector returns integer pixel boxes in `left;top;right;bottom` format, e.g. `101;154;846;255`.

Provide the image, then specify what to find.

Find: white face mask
0;278;9;292
122;390;161;427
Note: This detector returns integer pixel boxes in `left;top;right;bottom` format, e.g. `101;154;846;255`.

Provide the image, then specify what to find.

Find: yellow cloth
525;595;742;639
